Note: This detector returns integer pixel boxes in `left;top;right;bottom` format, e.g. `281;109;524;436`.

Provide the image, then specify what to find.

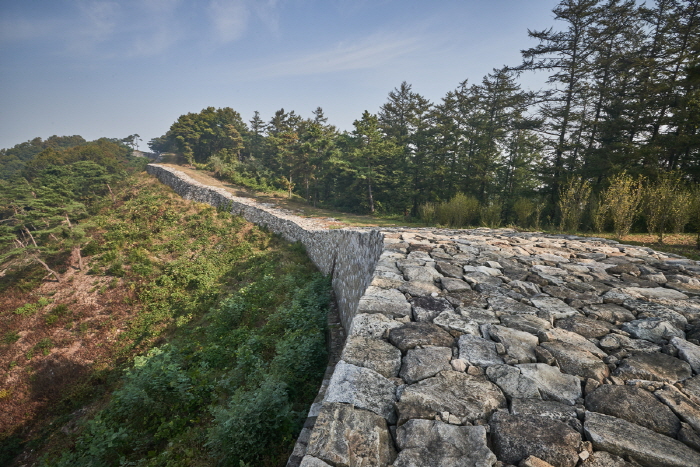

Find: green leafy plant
436;192;480;227
601;171;644;239
3;331;20;344
558;176;591;232
512;198;535;228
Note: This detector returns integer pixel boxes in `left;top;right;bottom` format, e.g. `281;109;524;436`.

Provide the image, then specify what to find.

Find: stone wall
146;164;383;332
149;164;700;467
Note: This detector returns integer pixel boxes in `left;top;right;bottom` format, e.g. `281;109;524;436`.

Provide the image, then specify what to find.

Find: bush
418;202;436;224
671;189;693;234
480;201;502;228
644;172;688;243
512;198;535;228
601;171;644;239
558;176;591;232
436;193;479;227
207;378;298;466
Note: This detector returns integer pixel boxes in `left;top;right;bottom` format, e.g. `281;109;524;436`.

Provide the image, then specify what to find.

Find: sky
0;0;560;151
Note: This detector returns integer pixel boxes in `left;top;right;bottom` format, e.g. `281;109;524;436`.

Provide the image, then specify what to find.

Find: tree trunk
368;178;374;213
34;257;60;282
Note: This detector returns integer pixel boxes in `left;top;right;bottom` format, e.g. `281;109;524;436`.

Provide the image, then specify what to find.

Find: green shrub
512;198;535;228
644;172;688;243
13;299;47;316
671;189;693;234
436;193;479;227
418;202;437;223
558;176;591;232
3;331;20;344
480;201;502;228
207;377;298;466
601;171;644;239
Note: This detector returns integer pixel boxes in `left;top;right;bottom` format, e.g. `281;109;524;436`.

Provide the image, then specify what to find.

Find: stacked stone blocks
148;164;700;467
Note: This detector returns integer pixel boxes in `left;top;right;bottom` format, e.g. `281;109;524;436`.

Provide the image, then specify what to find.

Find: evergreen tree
517;0;601;202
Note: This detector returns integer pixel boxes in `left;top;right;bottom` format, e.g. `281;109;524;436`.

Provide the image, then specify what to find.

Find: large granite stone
459;334;504;367
399;346;452;384
348;313;402;339
613;352;692;383
621;318;685;344
583;304;635;324
393;419;496;467
517;363;582;405
401;265;443;283
510;398;581;432
464;272;503;287
540;341;610;382
458;306;500;325
486;364;542;400
655;384;700;433
306;403;396;466
399;280;441;296
411;296;453;322
622;299;688;330
487;324;539;363
580;451;635;467
671;336;700;373
324;361;396;422
584;384;681;437
340;335;402;378
357;286;411;318
488;296;539;315
433;311;480;335
435;261;464;278
538;327;607;358
490;411;581;467
388;322;455;353
530;296;579;319
555;315;614;339
397;370;506;424
584;411;700;467
298;456;332;467
626;286;689;301
440;277;472;293
500;314;552;335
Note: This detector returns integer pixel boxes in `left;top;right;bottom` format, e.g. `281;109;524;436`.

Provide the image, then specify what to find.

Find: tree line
148;0;699;231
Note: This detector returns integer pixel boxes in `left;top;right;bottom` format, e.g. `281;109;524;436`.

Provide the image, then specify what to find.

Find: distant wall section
146;164;383;331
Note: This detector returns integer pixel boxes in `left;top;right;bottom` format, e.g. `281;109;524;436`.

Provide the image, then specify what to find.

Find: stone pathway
147;165;700;467
302;228;700;467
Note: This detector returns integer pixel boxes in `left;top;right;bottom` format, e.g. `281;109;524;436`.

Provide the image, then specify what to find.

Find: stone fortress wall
146;164;384;332
148;164;700;467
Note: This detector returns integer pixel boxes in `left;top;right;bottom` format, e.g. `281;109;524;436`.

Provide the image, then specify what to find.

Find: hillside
1;148;329;466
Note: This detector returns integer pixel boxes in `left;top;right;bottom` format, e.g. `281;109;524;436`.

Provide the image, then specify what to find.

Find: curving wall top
146;164;383;332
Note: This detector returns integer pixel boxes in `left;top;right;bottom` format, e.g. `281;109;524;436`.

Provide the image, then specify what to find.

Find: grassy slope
0;173;328;467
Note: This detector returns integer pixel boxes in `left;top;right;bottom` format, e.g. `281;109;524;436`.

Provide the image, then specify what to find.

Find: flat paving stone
584;384;681;437
490;411;581;467
397;370;506;424
584;411;700;467
306;402;396;466
388;322;455;353
613;352;692;383
393;420;496;467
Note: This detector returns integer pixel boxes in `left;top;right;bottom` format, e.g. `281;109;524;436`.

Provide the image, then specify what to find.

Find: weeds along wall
146;164;383;331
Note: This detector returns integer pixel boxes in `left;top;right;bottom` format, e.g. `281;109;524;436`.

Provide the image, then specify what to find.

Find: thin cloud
208;0;250;43
0;17;60;43
67;1;121;53
243;33;424;78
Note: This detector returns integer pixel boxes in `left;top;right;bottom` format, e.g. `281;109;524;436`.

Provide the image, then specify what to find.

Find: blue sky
0;0;558;151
